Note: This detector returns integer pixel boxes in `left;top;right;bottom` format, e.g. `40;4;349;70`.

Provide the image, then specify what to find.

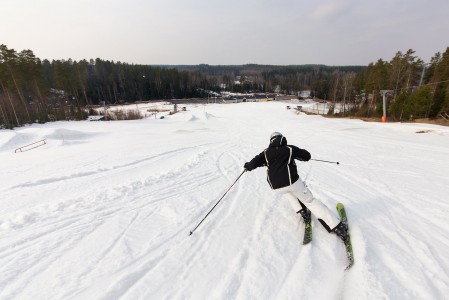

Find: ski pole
189;169;247;236
311;158;340;165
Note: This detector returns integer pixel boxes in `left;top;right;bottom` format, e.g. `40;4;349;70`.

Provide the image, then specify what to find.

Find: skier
243;132;349;244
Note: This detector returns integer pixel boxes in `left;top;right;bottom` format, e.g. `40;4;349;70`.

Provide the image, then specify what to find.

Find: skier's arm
291;145;311;161
244;151;267;171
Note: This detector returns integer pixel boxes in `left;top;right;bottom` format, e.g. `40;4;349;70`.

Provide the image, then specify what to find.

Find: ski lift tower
419;63;430;86
380;90;393;123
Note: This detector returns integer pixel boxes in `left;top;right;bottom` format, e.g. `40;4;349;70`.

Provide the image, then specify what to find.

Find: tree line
0;45;211;128
1;43;448;128
357;49;449;120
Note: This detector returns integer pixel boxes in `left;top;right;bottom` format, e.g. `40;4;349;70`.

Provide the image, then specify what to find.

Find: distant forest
1;43;448;128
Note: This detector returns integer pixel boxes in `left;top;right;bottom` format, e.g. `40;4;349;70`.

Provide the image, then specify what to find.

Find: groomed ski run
1;101;449;299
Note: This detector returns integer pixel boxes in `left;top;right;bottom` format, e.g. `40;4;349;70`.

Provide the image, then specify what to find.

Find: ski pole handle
311;158;340;165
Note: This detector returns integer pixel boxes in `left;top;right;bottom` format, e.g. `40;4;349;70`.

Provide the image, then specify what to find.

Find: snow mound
0;128;42;152
172;111;215;122
0;128;101;152
44;129;100;145
0;131;17;151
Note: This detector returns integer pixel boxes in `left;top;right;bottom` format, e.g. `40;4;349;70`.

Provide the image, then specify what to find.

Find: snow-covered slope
1;102;449;299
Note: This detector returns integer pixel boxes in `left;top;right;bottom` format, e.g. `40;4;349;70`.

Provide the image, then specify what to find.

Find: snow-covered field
284;99;355;115
1;102;449;300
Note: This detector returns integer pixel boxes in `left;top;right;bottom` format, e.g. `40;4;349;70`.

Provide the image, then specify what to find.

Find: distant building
298;90;311;99
254;94;268;102
275;95;298;101
223;93;276;103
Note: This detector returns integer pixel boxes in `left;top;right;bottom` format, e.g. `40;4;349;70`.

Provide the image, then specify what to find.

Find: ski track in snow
1;102;449;299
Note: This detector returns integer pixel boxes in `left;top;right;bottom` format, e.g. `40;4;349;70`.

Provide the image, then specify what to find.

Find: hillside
1;102;449;299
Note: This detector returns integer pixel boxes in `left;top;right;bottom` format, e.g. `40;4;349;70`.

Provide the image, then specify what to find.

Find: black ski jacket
245;135;311;190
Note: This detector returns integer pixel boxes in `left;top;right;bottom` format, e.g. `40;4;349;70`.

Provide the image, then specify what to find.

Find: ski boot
299;207;311;225
333;221;349;244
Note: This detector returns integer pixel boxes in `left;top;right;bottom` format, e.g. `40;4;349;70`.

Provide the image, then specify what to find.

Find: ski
303;219;312;245
300;208;312;245
336;203;354;270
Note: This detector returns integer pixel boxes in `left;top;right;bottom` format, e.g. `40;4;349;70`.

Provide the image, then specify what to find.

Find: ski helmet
270;132;283;139
270;132;283;143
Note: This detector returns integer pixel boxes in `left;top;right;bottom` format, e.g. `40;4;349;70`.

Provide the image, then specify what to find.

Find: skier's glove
244;162;252;171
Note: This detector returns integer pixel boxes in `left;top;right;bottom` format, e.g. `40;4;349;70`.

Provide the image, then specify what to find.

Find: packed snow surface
1;102;449;300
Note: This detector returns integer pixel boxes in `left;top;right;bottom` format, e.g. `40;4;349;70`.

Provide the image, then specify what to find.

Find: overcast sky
1;0;448;66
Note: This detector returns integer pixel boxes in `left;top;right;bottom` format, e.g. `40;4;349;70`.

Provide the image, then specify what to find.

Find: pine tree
428;47;449;117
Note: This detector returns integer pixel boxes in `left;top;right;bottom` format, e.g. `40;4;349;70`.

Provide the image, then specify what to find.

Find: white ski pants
275;179;340;230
